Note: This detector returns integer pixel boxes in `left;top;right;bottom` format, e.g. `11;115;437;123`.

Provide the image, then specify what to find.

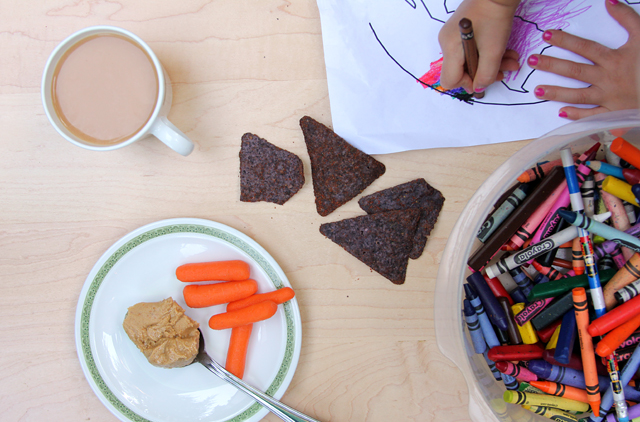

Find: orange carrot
183;279;257;308
209;301;277;330
176;260;250;282
225;324;253;379
226;287;295;312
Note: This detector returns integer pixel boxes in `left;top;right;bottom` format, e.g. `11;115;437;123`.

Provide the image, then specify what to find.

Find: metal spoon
193;329;320;422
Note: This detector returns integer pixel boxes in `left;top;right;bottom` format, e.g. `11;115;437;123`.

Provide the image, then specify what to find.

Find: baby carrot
226;287;295;312
225;324;253;379
183;279;258;308
176;260;250;282
209;301;277;330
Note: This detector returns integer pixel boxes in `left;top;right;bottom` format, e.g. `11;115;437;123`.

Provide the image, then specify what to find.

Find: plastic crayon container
434;110;640;422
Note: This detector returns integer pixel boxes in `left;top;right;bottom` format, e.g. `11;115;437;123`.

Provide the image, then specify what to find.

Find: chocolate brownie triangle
319;208;421;284
358;179;444;259
239;133;304;205
300;116;385;216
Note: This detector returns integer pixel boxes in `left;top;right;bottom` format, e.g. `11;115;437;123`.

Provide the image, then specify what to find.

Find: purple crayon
466;271;508;331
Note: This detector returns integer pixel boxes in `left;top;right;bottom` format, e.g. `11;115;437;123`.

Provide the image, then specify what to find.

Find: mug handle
150;116;195;156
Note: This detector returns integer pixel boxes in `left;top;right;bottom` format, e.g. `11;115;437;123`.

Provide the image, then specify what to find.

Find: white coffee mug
41;26;194;156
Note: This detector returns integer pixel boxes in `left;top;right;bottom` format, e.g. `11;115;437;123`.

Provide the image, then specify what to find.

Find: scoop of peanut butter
123;297;200;368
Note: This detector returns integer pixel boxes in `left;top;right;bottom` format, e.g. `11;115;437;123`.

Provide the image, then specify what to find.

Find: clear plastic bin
434;109;640;422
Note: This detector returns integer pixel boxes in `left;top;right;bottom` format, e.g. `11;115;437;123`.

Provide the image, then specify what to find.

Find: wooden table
0;1;531;421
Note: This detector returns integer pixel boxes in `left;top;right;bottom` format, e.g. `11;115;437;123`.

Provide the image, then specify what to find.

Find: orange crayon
572;287;601;416
595;312;640;358
602;253;640;310
611;137;640;170
571;237;585;275
529;380;589;404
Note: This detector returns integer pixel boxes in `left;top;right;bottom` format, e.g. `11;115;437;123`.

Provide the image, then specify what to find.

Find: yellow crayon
503;391;590;413
522;405;580;422
546;324;562;350
602;176;639;206
512;303;539;344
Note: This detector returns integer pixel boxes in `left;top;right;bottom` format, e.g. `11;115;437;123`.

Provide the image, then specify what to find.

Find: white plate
75;218;302;422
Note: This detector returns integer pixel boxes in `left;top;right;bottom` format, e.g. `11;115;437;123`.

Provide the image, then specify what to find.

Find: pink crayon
495;361;538;382
515;298;554;326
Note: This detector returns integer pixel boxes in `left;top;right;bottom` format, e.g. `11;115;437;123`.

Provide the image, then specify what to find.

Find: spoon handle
198;354;320;422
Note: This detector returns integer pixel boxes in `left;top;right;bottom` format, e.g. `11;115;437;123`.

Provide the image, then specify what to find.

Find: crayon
465;284;501;348
505;180;567;251
546;324;561;350
595;314;640;358
516;297;554;327
464;299;488;354
536;215;570;268
542;349;608;377
513;303;540;343
478;183;532;242
498;296;522;345
496;361;538;382
529;380;590;404
485;226;579;279
483;350;502;380
605;403;640;422
518;156;579;184
538;320;563;344
561;147;607;320
511;287;530;305
615;278;640;304
633;184;640;205
624;201;636;225
587;294;640;337
502;373;519;390
611;137;640;170
527;268;616;301
553;257;574;270
487;343;546;362
623;168;640;186
572;237;586;275
591;217;640;266
602;176;639;206
582;174;596;217
531;291;574;331
468;166;566;271
554;310;577;365
603;253;640;310
595;171;635;261
558;210;640;256
587;161;625;180
519;381;546;394
484;273;514;305
524;405;581;422
458;18;483;99
466;272;509;331
573;287;601;416
604;352;629;422
509;267;534;297
503;390;590;413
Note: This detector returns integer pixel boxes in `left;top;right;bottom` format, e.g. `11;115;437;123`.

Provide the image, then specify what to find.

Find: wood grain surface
0;1;531;421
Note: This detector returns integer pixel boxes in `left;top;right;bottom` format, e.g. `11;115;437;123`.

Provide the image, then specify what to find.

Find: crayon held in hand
458;18;483;99
176;260;251;282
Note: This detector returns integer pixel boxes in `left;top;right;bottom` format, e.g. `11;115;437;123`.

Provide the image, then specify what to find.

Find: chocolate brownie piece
319;208;421;284
358;179;445;259
300;116;385;216
239;133;304;205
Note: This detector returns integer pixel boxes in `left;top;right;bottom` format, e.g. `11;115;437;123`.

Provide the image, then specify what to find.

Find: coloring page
317;0;640;154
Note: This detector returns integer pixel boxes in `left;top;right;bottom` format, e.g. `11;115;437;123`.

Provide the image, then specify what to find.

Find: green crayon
527;268;616;301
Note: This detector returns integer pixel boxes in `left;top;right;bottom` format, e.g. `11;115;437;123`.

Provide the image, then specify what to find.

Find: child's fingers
533;84;604;107
558;105;609;121
606;0;640;40
542;30;612;65
528;54;599;85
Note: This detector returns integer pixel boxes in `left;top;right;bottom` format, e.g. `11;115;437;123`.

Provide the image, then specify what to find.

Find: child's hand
528;0;640;120
438;0;521;94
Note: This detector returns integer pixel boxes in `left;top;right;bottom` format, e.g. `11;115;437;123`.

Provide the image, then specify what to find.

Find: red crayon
537;320;562;343
532;261;565;281
623;168;640;186
588;294;640;337
484;274;514;305
487;343;546;362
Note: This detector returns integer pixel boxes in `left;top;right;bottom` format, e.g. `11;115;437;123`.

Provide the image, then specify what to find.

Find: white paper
317;0;639;154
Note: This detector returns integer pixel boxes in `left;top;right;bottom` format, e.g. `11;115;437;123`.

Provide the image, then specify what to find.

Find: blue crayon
477;183;532;243
466;271;509;331
509;267;534;297
510;287;529;305
532;273;550;286
587;160;625;180
483;350;502;380
528;360;640;401
553;309;576;365
463;299;487;354
558;209;640;255
632;184;640;206
464;284;500;349
502;373;519;390
589;343;640;422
